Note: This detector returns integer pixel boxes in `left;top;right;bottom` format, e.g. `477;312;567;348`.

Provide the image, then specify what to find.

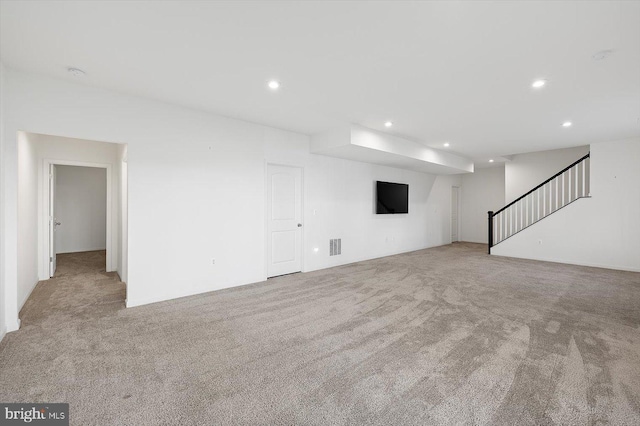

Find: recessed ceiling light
384;121;393;128
489;159;494;163
562;121;572;127
532;79;546;88
267;80;280;90
443;142;450;147
67;67;86;77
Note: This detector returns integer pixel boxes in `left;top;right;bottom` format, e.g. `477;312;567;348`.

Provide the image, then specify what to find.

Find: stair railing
488;152;590;254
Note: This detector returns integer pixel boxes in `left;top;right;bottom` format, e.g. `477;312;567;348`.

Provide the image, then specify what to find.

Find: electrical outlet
211;258;216;264
538;240;542;245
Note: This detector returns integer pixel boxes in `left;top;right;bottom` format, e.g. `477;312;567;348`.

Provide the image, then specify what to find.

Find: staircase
488;153;591;254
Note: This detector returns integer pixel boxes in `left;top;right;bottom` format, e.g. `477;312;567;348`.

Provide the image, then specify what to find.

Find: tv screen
376;181;409;214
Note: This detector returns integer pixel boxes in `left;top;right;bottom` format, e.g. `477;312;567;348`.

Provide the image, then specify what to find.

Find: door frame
40;159;113;279
264;162;305;279
49;163;57;277
451;185;460;243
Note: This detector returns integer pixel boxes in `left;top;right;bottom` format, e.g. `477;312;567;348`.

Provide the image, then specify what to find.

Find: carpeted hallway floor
1;243;639;425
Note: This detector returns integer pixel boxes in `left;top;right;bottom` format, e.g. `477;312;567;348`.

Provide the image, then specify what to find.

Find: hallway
19;250;125;327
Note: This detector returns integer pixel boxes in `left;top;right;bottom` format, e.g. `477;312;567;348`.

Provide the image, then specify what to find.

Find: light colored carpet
1;244;639;425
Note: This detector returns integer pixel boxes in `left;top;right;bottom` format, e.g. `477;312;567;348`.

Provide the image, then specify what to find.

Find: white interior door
49;164;58;277
451;186;459;242
267;164;302;277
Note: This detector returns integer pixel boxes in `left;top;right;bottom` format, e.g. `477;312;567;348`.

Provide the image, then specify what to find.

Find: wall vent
329;239;342;256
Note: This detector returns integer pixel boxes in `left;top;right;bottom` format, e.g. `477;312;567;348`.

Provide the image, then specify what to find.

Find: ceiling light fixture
267;80;280;90
489;159;494;163
67;67;86;77
443;143;450;147
532;79;546;88
562;121;572;127
384;121;393;128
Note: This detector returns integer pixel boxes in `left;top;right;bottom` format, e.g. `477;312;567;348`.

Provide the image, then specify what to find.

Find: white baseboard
126;278;260;309
57;247;107;254
491;252;640;273
18;280;39;311
5;318;20;334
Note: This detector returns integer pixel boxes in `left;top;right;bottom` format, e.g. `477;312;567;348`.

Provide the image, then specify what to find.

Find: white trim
126;278;261;308
491;252;640;273
56;247;108;254
0;317;18;342
451;185;461;243
41;159;113;279
6;318;20;334
264;161;268;280
18;280;37;311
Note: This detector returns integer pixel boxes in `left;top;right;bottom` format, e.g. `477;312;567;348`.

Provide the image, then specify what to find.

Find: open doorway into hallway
48;163;110;277
17;131;128;323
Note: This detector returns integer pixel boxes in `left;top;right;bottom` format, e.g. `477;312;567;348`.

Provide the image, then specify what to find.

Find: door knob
55;221;61;226
297;223;302;227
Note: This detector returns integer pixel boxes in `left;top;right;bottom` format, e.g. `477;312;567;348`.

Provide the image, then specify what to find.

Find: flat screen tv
376;181;408;214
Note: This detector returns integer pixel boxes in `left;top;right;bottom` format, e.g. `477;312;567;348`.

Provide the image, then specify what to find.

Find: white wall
302;155;440;272
0;62;7;341
1;63;18;333
1;68;460;321
126;119;452;307
460;166;505;243
493;138;640;272
17;132;39;311
55;166;107;254
505;145;590;203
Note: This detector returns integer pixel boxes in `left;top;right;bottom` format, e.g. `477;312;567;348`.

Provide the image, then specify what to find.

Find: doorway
49;164;108;276
15;131;127;329
44;160;112;278
451;186;460;242
266;164;303;278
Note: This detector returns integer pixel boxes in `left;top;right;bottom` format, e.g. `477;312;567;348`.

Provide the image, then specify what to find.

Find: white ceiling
1;1;639;164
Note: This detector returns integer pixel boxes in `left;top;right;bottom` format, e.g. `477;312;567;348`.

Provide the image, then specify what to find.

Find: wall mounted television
376;181;409;214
